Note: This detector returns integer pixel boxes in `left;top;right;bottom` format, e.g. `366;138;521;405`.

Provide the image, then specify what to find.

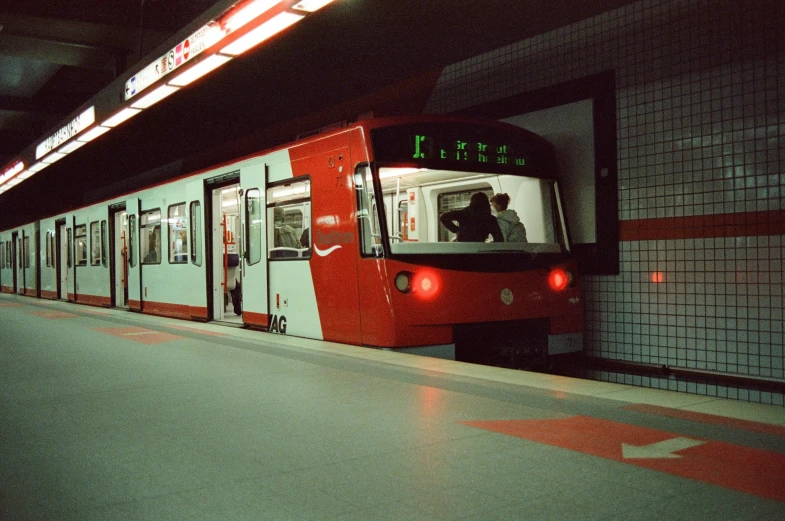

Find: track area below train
2;293;784;520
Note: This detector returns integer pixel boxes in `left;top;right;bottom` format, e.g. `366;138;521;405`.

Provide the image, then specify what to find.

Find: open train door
125;197;142;311
110;203;129;308
239;162;269;329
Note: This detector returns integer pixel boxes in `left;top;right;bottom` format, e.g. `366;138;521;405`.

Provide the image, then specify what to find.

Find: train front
354;118;584;368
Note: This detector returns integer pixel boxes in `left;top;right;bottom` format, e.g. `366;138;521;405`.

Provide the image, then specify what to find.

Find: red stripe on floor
624;403;785;437
94;326;183;345
30;311;78;319
464;416;785;502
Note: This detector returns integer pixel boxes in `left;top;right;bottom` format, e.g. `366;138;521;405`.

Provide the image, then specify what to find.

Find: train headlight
394;272;412;293
548;268;574;291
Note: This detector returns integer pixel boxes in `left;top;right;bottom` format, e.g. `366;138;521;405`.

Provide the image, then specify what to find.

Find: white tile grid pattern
423;0;785;404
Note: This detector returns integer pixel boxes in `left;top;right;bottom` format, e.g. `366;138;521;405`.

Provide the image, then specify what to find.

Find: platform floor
1;292;785;520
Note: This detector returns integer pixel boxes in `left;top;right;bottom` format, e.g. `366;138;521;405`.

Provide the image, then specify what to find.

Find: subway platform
1;292;784;521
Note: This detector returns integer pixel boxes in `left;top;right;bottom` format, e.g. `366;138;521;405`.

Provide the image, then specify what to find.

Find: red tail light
411;269;440;300
548;268;569;291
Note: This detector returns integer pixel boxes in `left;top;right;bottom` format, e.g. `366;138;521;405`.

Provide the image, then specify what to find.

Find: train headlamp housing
394;272;412;293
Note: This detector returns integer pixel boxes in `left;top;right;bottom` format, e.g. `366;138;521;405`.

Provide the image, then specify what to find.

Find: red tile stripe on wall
620;210;785;241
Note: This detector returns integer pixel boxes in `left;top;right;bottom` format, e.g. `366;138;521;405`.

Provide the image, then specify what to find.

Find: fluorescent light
27;162;48;173
378;167;425;179
220;11;303;56
291;0;336;12
223;0;280;32
41;152;67;164
168;54;231;86
131;84;180;109
77;126;110;142
16;170;33;180
103;108;142;128
60;140;87;153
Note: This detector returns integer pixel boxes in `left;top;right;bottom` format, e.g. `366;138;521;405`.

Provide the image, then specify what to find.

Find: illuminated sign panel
35;107;96;159
370;123;555;174
125;23;221;100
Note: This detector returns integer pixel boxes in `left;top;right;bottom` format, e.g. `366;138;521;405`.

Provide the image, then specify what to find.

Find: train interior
213;184;243;324
368;167;567;254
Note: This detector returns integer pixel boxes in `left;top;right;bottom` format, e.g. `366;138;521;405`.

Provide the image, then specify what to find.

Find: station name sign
35;107;96;160
125;23;220;101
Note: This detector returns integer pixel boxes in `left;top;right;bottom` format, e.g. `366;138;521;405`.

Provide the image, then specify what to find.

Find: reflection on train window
101;221;108;267
74;225;87;266
140;210;161;265
355;165;383;257
90;221;101;266
190;201;202;266
129;215;137;267
23;236;30;268
266;178;311;260
0;241;4;268
245;189;262;265
168;203;188;264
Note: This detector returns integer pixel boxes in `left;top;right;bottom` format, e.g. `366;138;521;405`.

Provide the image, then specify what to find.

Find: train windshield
356;165;570;256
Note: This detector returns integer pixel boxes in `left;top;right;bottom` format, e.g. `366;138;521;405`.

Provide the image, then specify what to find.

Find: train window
101;221;108;267
355;165;383;257
0;241;4;268
44;232;51;267
74;225;87;266
23;236;30;268
266;178;311;260
90;222;101;266
168;203;188;264
190;201;202;266
67;228;72;268
372;166;566;256
245;189;262;265
129;215;137;267
140;210;162;264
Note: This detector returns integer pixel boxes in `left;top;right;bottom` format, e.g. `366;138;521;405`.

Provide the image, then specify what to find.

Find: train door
210;182;243;323
56;220;68;300
125;197;141;311
239;162;268;328
111;208;129;308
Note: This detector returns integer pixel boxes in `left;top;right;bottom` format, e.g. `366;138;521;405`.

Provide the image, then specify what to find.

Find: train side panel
70;207;111;306
136;181;207;320
0;229;14;293
38;217;61;299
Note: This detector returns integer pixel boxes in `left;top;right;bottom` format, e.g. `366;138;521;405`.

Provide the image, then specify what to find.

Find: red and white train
0;115;583;366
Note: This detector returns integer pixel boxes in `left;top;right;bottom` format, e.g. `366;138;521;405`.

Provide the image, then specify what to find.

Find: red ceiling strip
619;210;785;241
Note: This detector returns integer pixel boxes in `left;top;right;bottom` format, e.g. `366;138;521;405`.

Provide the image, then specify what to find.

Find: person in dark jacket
439;192;504;242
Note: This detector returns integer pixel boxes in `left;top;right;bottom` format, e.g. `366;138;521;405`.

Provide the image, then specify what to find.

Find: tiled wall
424;0;785;404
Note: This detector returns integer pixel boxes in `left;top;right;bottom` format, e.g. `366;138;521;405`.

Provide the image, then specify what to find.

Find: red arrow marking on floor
463;416;785;502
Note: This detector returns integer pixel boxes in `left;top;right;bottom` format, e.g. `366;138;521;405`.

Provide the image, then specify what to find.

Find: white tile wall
424;0;785;404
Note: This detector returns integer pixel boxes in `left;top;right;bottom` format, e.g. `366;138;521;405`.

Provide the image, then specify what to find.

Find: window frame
74;224;87;266
101;220;108;267
129;215;137;267
167;202;188;265
189;201;202;267
90;221;101;266
140;209;162;265
266;177;311;261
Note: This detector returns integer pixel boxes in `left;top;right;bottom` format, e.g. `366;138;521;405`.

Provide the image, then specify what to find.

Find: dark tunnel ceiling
0;0;638;228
